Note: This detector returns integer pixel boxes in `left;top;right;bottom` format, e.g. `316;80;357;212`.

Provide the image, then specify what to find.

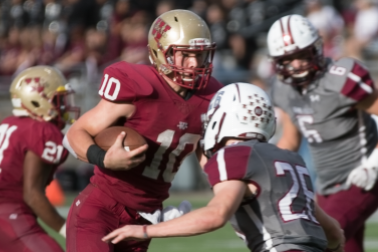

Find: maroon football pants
0;202;63;252
317;182;378;252
66;183;152;252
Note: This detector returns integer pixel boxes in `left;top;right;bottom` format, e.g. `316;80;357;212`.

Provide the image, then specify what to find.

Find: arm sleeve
27;124;68;165
327;58;375;103
204;145;251;187
99;62;153;102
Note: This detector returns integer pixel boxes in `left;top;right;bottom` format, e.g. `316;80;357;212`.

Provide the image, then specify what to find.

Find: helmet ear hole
211;121;217;130
174;16;178;22
152;49;158;58
31;101;40;108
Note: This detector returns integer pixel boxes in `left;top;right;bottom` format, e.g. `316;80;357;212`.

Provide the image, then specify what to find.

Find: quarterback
63;9;223;252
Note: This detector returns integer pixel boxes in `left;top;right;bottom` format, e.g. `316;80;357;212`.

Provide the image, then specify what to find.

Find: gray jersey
204;140;327;252
270;57;378;195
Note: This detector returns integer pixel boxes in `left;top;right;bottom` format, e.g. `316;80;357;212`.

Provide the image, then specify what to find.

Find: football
94;126;147;151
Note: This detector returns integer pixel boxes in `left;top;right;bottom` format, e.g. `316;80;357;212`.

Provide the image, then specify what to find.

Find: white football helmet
267;14;324;86
202;83;276;157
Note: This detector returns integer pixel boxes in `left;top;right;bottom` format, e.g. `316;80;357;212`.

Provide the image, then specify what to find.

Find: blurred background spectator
1;0;378;192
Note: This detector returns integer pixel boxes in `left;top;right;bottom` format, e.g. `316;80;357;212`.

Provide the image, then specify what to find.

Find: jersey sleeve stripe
347;72;373;94
216;148;228;181
342;67;374;101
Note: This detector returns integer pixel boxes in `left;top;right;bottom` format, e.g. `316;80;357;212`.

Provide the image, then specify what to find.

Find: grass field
41;191;378;252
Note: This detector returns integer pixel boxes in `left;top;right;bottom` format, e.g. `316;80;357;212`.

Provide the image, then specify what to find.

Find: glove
138;200;192;224
346;148;378;191
138;209;162;225
59;222;66;238
162;200;192;222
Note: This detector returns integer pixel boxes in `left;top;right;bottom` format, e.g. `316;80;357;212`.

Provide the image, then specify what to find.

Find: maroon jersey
0;116;68;203
91;61;223;212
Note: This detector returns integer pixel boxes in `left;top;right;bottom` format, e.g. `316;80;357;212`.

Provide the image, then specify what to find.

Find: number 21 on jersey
0;124;64;165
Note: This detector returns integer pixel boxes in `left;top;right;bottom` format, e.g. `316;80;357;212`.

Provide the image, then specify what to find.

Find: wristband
327;243;340;252
59;222;66;238
86;144;106;168
143;225;149;239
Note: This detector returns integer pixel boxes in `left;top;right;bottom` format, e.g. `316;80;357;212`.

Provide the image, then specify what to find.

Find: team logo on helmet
151;18;171;43
254;106;263;116
25;77;46;95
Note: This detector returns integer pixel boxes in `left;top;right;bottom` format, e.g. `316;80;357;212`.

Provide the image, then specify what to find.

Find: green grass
41;192;378;252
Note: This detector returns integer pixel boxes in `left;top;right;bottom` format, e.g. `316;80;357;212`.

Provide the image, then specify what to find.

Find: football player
102;83;345;252
63;9;223;252
267;14;378;252
0;66;80;252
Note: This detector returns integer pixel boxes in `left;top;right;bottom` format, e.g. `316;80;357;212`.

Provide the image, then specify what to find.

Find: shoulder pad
325;57;374;101
196;77;224;100
99;62;154;102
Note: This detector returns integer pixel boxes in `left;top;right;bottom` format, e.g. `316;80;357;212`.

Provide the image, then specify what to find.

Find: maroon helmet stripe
279;16;294;47
287;15;294;45
235;83;241;102
214;112;226;142
279;19;289;46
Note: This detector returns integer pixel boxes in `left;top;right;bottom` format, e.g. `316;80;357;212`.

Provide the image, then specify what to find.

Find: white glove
138;209;162;225
162;200;192;222
59;222;66;238
346;148;378;191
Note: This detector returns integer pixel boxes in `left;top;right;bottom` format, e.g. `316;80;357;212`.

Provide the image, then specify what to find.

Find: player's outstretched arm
314;203;345;252
275;108;302;151
23;151;66;235
102;180;246;243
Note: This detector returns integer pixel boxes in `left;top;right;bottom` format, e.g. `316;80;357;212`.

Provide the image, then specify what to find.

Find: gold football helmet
148;9;216;90
10;66;80;128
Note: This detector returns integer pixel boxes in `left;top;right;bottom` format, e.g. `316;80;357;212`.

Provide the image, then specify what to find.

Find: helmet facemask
150;42;216;90
10;66;80;129
272;40;324;87
148;10;216;91
50;85;80;129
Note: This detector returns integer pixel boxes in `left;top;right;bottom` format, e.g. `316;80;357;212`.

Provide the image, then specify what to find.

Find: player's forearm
314;204;344;249
147;206;227;237
24;190;65;232
276;137;300;151
65;127;95;162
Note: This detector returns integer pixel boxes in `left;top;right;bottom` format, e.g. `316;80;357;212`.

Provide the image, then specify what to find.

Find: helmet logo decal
152;18;171;43
254;106;263;116
25;77;45;94
189;38;211;46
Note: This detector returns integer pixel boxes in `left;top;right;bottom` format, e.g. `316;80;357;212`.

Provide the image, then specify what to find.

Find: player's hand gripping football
346;148;378;191
104;132;148;170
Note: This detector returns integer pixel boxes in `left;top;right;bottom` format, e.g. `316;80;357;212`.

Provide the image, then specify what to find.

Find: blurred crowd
1;0;378;83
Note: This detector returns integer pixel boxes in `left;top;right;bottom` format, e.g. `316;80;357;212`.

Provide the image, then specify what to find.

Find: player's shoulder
101;61;156;102
322;57;374;100
204;143;253;186
323;57;369;83
2;116;63;143
31;119;64;140
205;143;252;171
195;77;224;99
